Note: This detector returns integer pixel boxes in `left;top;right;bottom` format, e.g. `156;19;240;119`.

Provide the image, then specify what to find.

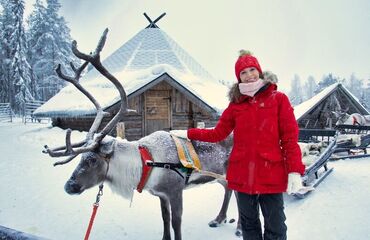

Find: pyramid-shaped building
294;83;369;129
34;14;229;140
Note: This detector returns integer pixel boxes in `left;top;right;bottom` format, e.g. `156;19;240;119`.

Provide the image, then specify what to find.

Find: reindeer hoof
208;218;227;228
235;229;242;237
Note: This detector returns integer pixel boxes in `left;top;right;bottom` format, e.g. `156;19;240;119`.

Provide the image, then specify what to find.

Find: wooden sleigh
330;124;370;160
292;129;338;198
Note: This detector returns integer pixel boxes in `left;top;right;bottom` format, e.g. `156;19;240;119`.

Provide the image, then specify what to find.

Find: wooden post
116;122;125;139
328;118;333;129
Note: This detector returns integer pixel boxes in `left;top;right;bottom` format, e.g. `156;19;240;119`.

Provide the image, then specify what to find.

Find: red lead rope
84;203;99;240
84;184;104;240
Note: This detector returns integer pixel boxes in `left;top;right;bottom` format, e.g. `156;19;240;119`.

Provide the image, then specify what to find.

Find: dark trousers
236;192;287;240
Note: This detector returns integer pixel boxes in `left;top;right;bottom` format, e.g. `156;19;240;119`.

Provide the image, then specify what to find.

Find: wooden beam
143;12;166;28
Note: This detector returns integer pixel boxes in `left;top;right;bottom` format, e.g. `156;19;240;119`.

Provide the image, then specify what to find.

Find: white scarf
238;79;265;97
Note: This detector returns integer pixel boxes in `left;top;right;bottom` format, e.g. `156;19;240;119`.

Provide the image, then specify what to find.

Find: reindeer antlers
43;28;128;166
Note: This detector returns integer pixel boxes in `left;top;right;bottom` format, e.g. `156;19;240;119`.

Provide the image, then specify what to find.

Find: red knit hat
234;50;262;82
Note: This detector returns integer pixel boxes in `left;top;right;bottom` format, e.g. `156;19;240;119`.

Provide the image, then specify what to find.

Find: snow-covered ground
0;120;369;240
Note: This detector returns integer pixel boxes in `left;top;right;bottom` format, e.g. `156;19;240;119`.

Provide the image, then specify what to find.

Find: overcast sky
25;0;370;91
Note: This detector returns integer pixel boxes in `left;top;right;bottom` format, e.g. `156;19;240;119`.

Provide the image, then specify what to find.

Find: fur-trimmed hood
228;71;279;103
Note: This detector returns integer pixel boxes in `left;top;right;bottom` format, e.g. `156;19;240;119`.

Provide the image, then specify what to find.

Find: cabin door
144;89;171;135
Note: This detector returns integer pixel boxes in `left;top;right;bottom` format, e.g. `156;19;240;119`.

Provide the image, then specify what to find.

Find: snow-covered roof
294;83;369;121
294;83;339;120
34;27;229;117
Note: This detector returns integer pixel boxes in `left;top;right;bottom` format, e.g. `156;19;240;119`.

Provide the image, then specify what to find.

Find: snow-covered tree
26;0;46;100
289;74;303;105
26;0;79;101
0;0;34;112
0;0;12;103
343;73;364;99
315;73;339;94
343;73;369;111
0;4;4;101
303;75;317;100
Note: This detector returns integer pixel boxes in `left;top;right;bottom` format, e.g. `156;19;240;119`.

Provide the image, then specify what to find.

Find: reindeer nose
64;181;82;195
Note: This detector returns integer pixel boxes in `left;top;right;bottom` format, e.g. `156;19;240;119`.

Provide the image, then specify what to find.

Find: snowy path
0;121;369;239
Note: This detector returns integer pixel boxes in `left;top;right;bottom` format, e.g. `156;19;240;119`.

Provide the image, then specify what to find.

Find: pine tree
289;74;303;105
303;75;317;100
0;0;34;113
26;0;46;100
315;73;338;94
26;0;79;101
344;73;364;99
0;5;4;101
0;0;12;103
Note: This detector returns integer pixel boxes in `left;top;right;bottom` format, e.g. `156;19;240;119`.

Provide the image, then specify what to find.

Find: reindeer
43;29;240;240
333;109;370;126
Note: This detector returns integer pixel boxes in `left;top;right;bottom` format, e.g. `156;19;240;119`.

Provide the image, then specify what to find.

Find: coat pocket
259;151;282;162
258;152;286;185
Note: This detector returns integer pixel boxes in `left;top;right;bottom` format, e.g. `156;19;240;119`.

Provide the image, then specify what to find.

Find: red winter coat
188;83;305;194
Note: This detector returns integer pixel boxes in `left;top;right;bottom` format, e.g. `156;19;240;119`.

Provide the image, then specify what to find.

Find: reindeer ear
98;140;115;158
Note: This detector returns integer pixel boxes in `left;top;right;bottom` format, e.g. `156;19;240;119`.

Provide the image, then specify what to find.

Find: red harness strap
137;146;154;193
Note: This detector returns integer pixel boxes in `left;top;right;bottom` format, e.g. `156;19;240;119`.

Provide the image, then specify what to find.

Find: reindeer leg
160;196;172;240
169;191;183;240
208;185;232;227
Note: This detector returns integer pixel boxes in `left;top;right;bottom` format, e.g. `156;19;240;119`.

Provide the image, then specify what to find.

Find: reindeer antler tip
72;41;77;49
43;145;49;153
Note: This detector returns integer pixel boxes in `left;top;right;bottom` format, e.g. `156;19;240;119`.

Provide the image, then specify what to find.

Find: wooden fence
23;100;49;124
0;103;13;122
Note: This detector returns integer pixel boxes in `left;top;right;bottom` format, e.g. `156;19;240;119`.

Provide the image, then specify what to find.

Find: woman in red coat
172;50;305;240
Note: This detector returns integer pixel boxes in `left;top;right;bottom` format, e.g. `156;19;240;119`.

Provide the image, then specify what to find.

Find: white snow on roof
34;27;229;117
294;83;339;120
34;64;229;117
94;28;215;80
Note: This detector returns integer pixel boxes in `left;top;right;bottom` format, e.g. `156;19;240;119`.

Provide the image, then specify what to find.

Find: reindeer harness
136;135;204;192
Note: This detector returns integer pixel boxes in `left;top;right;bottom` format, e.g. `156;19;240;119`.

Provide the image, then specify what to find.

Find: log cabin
34;13;229;140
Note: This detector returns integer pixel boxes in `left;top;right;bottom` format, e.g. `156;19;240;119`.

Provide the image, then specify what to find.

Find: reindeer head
43;29;128;195
332;107;350;125
64;138;115;194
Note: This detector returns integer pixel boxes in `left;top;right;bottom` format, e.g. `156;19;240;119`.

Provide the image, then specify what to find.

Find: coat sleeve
278;93;305;175
188;104;235;143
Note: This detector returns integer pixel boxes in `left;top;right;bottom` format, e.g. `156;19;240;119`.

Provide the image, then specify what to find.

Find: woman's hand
286;172;303;195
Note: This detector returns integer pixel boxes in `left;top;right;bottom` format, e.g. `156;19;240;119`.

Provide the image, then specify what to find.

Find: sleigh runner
293;129;338;198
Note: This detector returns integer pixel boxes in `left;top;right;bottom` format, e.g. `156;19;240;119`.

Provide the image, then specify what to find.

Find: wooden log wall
51;80;221;141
